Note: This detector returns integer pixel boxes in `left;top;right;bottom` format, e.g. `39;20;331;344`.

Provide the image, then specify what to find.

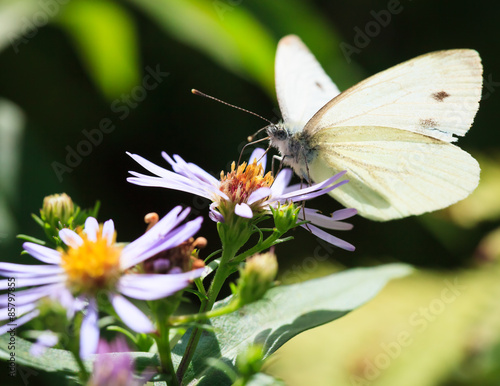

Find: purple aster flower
88;337;154;386
127;148;356;250
0;206;205;358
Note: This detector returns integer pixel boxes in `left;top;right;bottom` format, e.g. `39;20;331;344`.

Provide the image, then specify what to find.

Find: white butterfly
267;35;483;221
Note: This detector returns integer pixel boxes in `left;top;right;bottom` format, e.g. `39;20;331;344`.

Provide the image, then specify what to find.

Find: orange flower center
61;227;122;295
219;160;274;204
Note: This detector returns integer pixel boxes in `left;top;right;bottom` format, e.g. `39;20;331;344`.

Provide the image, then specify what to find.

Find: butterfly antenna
238;136;271;165
191;89;273;125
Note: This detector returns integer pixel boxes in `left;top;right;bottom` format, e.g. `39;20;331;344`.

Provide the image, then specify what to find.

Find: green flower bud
235;344;264;379
41;193;75;227
235;251;278;306
271;203;300;233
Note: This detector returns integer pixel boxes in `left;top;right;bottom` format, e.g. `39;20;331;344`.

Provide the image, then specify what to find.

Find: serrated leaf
173;263;412;385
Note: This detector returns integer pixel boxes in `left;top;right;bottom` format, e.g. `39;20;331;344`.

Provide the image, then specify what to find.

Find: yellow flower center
61;227;122;295
219;160;274;205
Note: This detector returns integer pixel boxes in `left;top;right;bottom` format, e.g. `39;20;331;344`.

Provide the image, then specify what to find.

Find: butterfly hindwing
308;126;480;221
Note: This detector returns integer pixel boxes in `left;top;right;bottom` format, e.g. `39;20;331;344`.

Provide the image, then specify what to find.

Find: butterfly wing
299;49;482;220
308;126;480;221
275;35;340;131
305;49;483;142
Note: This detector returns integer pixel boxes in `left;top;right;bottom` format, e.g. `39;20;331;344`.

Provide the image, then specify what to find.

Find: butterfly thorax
267;122;318;179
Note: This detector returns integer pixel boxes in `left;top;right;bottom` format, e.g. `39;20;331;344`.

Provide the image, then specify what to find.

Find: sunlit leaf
55;0;141;101
0;99;25;241
127;0;276;94
173;263;412;384
0;0;55;54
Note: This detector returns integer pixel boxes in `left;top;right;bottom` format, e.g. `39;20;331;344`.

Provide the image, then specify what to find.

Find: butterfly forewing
275;35;340;131
304;49;483;142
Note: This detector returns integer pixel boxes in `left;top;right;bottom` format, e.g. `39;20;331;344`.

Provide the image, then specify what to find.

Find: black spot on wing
419;118;439;129
315;82;323;90
432;91;450;102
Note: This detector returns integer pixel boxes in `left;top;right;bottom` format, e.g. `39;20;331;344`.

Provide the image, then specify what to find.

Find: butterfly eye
267;125;289;141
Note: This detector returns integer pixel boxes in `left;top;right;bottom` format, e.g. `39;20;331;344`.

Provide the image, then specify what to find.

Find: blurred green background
0;0;499;385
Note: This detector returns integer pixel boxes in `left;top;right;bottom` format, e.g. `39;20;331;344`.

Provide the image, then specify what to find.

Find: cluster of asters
0;147;355;364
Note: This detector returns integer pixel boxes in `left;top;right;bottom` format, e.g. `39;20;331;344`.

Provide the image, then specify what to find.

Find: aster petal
249;148;267;170
209;203;224;223
122;215;203;269
302;223;355;251
278;171;347;201
84;217;99;241
164;152;219;186
121;208;201;268
0;283;57;307
128;171;220;200
271;168;293;195
0;262;63;276
118;269;204;300
0;273;65;289
280;179;348;203
235;203;253;218
102;219;115;245
22;242;62;264
109;293;154;333
300;208;354;231
0;303;38;322
30;332;58;357
127;152;176;178
247;187;272;205
59;228;84;249
331;208;358;221
0;308;39;334
121;206;184;258
42;284;86;319
128;161;228;203
80;299;100;359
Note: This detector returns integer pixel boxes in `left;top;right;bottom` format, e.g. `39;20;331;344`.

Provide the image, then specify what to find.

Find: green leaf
55;0;141;101
0;99;25;243
173;263;412;385
126;0;277;94
0;334;82;382
0;0;56;54
0;334;159;380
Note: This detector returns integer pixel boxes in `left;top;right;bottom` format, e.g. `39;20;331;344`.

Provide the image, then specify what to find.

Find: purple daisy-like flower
88;337;154;386
127;148;356;250
0;206;205;358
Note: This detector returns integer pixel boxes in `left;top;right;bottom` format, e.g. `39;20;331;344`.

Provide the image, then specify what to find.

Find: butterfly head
266;123;317;179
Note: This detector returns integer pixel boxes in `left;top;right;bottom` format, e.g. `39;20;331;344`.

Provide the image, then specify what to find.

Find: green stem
233;230;284;263
169;299;239;326
155;326;180;386
71;350;90;383
176;241;237;383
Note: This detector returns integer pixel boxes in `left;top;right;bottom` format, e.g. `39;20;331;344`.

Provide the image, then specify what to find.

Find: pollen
61;227;122;294
219;160;274;203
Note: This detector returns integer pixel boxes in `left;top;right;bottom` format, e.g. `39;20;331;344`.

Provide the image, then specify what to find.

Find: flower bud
271;203;300;233
235;251;278;306
235;344;264;378
41;193;74;227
